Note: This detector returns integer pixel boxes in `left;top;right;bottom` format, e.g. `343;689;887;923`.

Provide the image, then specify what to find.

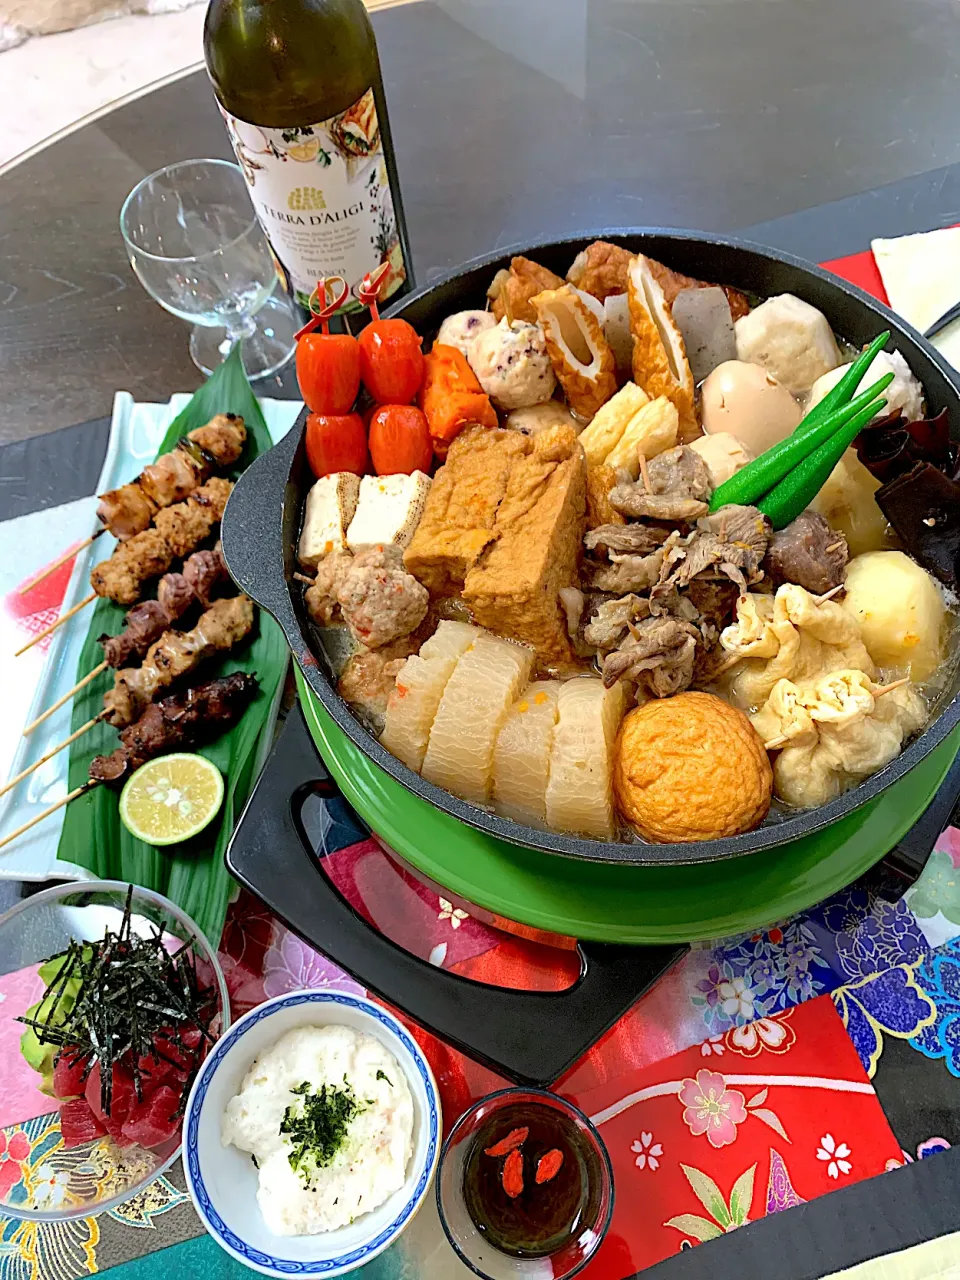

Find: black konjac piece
877;462;960;590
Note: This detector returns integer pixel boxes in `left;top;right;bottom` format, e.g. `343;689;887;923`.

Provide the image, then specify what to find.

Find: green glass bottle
204;0;412;323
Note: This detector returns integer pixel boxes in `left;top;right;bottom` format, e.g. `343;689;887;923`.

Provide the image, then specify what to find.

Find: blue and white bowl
183;989;441;1277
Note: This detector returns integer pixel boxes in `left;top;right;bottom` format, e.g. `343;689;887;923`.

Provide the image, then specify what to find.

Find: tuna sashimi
53;1048;90;1100
121;1086;181;1149
85;1063;137;1142
59;1098;106;1149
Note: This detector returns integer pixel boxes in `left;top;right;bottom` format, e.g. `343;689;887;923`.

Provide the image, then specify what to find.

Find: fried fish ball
613;692;772;842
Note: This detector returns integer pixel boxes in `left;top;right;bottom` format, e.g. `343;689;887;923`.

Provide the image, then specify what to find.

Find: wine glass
120;158;297;380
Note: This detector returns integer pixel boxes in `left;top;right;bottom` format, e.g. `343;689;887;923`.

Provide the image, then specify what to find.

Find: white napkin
872;227;960;373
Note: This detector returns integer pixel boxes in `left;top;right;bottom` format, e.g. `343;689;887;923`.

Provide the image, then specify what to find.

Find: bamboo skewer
14;593;97;657
0;783;96;852
22;663;109;735
293;572;315;586
873;678;910;697
0;715;107;802
18;532;103;595
764;734;790;751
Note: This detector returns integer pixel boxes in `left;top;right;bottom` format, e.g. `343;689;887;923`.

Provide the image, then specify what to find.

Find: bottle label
220;87;406;314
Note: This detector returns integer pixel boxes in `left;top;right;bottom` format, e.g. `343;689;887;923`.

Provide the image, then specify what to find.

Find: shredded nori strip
16;884;217;1116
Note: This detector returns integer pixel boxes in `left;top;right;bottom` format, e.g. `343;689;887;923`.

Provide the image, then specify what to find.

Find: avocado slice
20;955;85;1092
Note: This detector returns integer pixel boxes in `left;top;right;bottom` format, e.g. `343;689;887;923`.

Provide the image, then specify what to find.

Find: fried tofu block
604;396;679;478
578;382;650;468
403;428;529;594
585;465;625;529
628;255;698;441
463;425;587;668
489;256;566;325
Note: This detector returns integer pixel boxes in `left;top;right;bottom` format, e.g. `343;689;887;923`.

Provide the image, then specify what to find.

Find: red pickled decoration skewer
294;275;350;341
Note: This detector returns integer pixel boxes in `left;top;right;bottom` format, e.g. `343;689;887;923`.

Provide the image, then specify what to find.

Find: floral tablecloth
3;826;960;1280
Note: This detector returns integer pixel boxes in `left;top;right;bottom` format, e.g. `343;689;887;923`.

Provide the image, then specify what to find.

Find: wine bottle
203;0;413;324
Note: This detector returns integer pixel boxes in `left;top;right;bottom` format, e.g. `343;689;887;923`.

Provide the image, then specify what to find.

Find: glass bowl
437;1088;614;1280
0;880;229;1222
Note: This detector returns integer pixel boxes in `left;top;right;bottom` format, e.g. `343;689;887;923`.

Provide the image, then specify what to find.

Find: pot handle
227;706;686;1087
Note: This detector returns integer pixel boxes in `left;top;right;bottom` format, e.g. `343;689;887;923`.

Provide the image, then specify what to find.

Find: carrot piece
419;344;497;448
502;1148;524;1198
484;1126;529;1157
535;1149;564;1184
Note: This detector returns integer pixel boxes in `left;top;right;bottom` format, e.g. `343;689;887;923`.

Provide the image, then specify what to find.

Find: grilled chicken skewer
15;479;233;657
21;546;229;737
18;417;246;598
3;591;253;799
97;415;246;541
102;594;255;728
0;673;259;851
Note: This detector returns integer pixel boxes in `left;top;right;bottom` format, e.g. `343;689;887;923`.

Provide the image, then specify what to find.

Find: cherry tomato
305;412;368;478
369;405;434;475
296;333;361;414
358;319;424;404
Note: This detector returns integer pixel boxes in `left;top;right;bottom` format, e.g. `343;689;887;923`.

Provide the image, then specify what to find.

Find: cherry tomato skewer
356;263;424;404
369;405;433;475
295;278;362;415
305;412;368;478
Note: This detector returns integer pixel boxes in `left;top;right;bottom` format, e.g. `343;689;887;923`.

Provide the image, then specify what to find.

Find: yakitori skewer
22;546;228;736
17;418;246;598
101;594;254;729
0;673;259;852
15;478;233;657
14;594;98;657
22;663;109;736
0;718;107;802
4;595;254;799
18;534;105;596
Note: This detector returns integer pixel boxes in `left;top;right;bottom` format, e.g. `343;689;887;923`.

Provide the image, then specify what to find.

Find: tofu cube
297;472;360;568
347;471;433;554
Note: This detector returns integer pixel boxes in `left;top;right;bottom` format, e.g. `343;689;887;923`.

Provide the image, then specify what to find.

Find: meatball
337;545;429;649
304;551;353;626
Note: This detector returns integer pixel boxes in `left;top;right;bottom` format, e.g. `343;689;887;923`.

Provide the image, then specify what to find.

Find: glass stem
226;315;258;347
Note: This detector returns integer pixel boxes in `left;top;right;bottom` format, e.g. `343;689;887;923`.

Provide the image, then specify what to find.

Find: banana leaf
56;345;289;946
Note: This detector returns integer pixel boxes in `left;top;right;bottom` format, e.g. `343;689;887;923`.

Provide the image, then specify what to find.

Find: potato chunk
842;551;945;682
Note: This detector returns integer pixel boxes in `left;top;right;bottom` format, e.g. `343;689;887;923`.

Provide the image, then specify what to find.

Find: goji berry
535;1149;564;1184
484;1126;529;1157
501;1148;524;1198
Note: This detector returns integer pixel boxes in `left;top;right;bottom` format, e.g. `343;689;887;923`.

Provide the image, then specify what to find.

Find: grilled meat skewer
97;414;246;540
90;478;232;605
99;546;228;669
0;673;259;851
103;595;255;728
90;672;259;786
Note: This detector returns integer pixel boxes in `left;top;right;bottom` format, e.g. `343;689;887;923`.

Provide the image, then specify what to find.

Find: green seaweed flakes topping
280;1080;365;1187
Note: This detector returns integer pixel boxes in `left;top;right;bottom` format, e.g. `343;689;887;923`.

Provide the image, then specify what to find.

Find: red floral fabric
572;997;902;1275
